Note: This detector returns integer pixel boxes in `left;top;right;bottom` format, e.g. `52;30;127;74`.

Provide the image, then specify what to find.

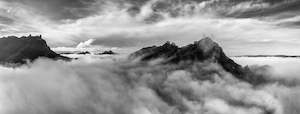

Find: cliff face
130;37;266;84
0;35;69;64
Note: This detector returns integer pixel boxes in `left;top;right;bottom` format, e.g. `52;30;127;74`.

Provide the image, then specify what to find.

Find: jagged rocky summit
130;37;266;84
0;35;69;64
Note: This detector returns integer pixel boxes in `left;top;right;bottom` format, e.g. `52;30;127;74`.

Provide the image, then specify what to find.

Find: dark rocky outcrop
0;35;70;64
99;50;116;55
130;37;267;84
77;51;91;55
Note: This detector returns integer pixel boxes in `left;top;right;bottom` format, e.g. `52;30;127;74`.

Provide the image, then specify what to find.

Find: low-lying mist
0;56;300;114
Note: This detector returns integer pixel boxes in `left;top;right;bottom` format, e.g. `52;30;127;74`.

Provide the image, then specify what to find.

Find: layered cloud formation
0;0;300;55
1;1;300;114
0;55;299;114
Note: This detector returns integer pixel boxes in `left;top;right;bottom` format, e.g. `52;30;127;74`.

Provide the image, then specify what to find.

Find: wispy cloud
0;0;300;55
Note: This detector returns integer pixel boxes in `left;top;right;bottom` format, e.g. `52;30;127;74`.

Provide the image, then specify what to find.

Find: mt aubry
130;37;267;84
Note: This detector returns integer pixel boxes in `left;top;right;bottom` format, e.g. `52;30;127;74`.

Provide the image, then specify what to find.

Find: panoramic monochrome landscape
0;0;300;114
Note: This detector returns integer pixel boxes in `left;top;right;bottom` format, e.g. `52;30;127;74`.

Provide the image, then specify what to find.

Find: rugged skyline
0;0;300;55
1;1;300;113
0;35;290;114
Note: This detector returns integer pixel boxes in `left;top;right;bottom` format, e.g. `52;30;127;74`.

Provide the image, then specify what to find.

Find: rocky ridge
130;37;266;84
0;35;69;64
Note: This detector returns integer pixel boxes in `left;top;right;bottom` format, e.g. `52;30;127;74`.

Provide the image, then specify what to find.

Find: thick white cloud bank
0;56;299;114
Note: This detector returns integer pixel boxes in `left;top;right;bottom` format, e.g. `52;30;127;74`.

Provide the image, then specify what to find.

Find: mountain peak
129;37;247;80
130;37;223;62
161;41;178;49
194;37;219;53
198;37;214;44
0;35;69;64
163;41;177;46
130;37;268;84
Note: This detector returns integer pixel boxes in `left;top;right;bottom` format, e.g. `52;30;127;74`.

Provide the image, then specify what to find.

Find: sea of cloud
1;1;300;113
0;55;299;114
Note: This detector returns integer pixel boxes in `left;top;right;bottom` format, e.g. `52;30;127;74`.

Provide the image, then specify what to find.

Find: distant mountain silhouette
77;51;91;55
130;37;266;84
0;35;69;64
98;50;116;55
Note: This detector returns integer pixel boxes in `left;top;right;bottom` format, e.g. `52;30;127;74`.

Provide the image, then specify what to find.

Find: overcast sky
0;0;300;55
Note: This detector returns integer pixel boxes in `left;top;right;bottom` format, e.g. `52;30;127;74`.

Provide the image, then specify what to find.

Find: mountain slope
130;37;266;84
0;35;69;64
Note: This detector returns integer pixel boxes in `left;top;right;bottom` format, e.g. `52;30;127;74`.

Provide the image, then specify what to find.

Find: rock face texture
0;35;69;64
130;37;266;84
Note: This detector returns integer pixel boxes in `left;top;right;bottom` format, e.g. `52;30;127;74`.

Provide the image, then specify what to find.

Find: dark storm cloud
123;0;300;21
0;16;14;25
3;0;300;21
4;0;98;21
0;8;15;25
229;0;300;18
277;21;300;28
